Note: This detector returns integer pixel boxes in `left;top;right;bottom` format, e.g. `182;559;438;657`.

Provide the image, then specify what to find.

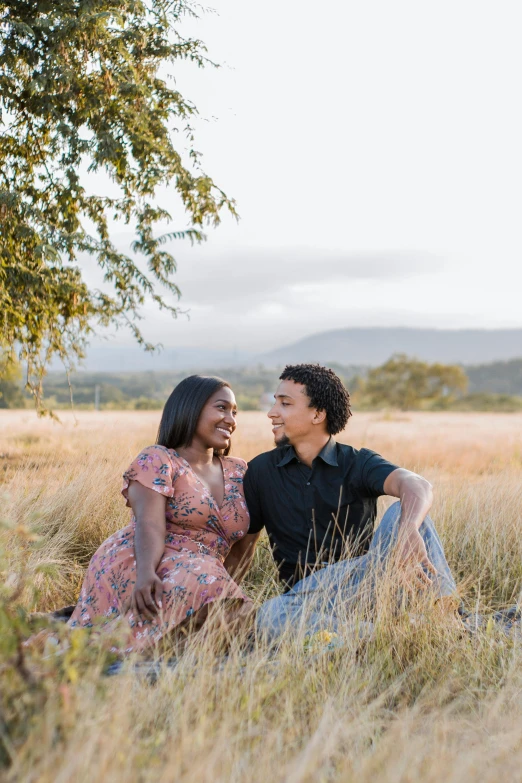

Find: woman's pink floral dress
68;445;251;650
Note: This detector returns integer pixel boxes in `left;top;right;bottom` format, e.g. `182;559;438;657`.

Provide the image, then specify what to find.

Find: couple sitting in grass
67;364;458;652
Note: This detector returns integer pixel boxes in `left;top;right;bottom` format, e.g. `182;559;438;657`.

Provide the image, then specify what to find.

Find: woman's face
193;386;238;451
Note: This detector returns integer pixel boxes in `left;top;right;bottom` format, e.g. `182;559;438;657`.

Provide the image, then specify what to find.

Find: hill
71;328;522;372
259;327;522;367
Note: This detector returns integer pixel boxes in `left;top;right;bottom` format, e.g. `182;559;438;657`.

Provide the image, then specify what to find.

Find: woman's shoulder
134;443;175;460
130;444;186;471
122;445;181;500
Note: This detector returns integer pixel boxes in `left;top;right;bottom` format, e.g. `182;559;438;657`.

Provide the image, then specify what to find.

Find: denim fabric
256;501;458;643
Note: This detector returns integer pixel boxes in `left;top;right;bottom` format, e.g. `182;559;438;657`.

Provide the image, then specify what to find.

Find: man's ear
312;409;327;426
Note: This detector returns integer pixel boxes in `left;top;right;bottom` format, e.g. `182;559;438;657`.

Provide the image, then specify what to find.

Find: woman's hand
123;570;163;624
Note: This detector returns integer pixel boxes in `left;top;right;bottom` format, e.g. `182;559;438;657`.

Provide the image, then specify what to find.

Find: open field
1;410;522;781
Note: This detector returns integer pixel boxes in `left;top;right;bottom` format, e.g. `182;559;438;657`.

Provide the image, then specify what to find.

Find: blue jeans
256;501;458;643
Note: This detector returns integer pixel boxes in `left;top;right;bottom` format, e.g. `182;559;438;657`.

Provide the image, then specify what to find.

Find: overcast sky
88;0;522;354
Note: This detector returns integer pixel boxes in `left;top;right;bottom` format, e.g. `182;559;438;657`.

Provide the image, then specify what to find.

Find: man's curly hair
279;363;352;435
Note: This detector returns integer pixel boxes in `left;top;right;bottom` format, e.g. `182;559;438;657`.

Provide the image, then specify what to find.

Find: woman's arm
125;481;167;623
224;533;261;584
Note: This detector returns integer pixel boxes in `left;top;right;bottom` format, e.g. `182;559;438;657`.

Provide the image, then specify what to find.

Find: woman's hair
156;375;232;456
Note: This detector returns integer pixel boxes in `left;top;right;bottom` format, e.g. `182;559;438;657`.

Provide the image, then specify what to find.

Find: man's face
268;379;319;446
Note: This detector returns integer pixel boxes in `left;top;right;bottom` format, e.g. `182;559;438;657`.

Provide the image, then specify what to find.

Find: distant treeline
466;360;522;395
2;358;522;411
18;363;365;412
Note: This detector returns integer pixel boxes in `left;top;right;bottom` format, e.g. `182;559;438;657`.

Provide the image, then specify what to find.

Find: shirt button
306;481;311;486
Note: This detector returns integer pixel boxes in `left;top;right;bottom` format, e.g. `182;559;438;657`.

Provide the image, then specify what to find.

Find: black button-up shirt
243;438;398;587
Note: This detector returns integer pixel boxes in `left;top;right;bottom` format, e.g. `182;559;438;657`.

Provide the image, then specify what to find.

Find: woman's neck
177;441;215;468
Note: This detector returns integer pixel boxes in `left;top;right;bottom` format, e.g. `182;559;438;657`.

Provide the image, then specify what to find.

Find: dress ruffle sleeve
122;445;176;505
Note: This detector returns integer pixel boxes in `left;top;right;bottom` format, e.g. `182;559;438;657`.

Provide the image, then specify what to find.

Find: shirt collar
318;437;338;466
276;437;338;468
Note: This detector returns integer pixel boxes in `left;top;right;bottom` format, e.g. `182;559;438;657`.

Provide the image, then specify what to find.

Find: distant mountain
74;327;522;372
65;343;255;372
258;328;522;367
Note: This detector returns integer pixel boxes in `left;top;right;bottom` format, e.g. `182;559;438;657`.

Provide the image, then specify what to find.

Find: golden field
1;409;522;781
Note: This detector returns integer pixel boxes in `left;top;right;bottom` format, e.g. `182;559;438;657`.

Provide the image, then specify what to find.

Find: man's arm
383;468;436;579
224;533;261;584
383;468;433;529
242;463;266;535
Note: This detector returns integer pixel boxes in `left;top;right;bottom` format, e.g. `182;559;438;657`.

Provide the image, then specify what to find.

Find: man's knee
377;501;440;535
381;500;402;523
370;501;402;554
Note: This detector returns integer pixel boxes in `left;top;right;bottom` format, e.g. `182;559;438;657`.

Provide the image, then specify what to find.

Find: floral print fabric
68;445;251;650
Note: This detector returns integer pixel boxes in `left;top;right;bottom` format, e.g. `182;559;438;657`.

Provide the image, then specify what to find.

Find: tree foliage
0;351;24;408
0;0;236;407
361;354;468;410
466;359;522;396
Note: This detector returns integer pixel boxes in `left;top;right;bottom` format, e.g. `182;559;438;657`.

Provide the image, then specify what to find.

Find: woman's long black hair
156;375;232;456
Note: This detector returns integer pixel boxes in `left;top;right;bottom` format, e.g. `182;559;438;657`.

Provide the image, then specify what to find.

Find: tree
0;1;236;407
362;354;468;410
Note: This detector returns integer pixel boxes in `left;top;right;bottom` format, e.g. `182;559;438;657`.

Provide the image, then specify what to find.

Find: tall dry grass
1;409;522;781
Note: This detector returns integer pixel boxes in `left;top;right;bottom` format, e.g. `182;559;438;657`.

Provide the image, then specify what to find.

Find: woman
68;375;258;652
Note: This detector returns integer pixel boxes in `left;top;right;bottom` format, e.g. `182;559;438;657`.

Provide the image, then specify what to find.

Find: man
239;363;457;641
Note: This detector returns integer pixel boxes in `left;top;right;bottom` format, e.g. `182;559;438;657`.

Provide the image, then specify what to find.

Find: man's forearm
224;549;255;584
224;534;259;584
383;468;436;570
398;480;433;531
384;468;434;531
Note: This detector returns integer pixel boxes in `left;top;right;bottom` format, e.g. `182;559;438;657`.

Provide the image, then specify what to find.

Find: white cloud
77;0;522;357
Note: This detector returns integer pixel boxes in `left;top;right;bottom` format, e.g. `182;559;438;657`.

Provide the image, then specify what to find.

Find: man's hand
396;523;437;589
122;571;163;625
